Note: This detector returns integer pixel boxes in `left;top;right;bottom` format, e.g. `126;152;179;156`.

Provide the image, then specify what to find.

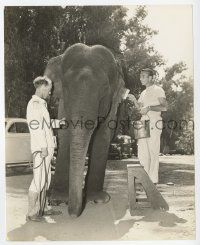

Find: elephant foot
68;201;83;218
68;202;83;218
49;191;68;206
87;191;111;204
68;190;83;218
68;211;82;218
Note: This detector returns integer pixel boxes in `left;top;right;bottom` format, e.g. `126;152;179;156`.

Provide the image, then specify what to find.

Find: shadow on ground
159;162;194;186
6;156;195;241
7;200;130;241
7;199;187;241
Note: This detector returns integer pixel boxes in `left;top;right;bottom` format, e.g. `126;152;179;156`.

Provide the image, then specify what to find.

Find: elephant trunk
68;123;94;217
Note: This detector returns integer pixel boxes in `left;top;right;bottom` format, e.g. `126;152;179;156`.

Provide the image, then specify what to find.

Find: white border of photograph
0;0;199;244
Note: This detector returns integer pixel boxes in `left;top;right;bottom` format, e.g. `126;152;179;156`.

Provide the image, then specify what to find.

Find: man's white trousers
27;148;54;216
138;124;162;184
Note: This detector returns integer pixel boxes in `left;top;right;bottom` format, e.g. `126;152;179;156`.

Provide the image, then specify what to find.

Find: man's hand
41;148;48;158
127;105;142;121
126;94;139;108
140;106;150;115
131;107;142;121
59;117;66;126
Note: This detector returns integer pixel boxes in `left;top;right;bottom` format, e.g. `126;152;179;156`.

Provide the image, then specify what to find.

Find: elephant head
44;43;132;217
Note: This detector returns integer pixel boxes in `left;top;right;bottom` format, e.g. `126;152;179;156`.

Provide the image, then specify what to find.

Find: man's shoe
26;214;44;222
43;209;62;216
48;199;65;206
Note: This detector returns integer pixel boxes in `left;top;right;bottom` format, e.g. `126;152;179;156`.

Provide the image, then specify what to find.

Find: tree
122;6;164;97
4;6;165;118
5;6;64;117
5;6;193;154
160;62;194;154
4;6;129;117
59;6;128;53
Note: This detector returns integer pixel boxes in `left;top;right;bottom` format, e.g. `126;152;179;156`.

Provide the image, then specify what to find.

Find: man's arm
140;97;167;114
27;102;48;150
149;97;167;112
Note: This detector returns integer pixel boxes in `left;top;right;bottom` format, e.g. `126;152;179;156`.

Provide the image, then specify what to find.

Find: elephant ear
109;59;130;113
44;55;65;119
103;75;129;141
44;55;64;99
109;75;129;117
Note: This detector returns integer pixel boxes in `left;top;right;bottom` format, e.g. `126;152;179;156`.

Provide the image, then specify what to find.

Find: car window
8;123;17;133
15;122;30;133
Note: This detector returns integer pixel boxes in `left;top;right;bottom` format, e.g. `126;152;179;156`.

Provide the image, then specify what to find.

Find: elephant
44;43;140;217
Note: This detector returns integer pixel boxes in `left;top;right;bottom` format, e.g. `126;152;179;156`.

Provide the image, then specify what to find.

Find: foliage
122;6;164;97
160;62;194;154
4;6;194;154
5;6;64;117
4;5;163;117
175;124;194;154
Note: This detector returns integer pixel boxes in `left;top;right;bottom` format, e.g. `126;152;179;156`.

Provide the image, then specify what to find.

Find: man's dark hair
141;68;155;77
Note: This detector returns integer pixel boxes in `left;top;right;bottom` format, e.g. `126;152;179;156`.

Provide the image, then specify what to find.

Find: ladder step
127;164;169;215
127;163;143;168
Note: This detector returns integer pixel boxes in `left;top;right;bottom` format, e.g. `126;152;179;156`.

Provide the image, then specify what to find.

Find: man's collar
32;95;46;104
146;84;155;90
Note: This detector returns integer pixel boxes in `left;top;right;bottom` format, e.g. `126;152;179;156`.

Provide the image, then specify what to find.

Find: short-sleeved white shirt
138;84;166;121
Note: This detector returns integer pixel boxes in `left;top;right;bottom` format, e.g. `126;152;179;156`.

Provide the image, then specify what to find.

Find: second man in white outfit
26;76;64;221
137;68;167;184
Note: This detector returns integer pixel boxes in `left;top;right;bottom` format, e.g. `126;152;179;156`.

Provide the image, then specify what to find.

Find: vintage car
5;118;32;168
5;118;58;171
108;135;133;159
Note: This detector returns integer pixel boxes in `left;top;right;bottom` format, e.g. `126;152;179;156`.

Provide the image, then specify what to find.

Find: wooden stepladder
127;163;169;215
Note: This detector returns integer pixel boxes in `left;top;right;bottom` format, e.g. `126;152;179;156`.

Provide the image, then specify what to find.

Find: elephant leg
50;130;70;204
85;126;111;203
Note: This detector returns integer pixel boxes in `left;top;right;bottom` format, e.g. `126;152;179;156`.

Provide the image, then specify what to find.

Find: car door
6;121;32;164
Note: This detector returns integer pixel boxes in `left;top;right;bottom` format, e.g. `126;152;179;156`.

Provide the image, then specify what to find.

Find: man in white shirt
137;68;167;184
26;76;63;221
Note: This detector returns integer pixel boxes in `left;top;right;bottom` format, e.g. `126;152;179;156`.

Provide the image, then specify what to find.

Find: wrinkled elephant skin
44;43;128;217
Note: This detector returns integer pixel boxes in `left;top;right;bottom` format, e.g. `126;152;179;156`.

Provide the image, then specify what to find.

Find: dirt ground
6;155;195;241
